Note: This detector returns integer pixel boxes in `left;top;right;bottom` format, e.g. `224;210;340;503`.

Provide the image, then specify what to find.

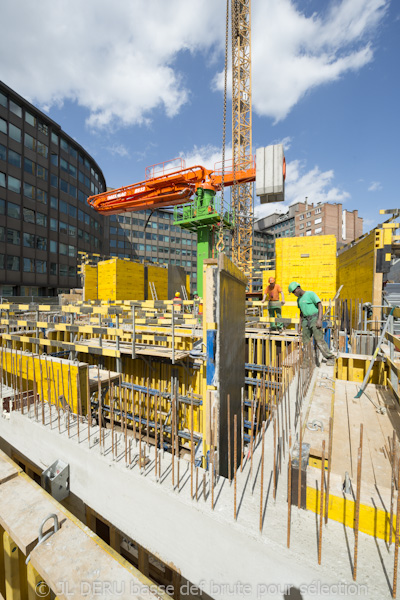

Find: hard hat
268;277;275;283
194;290;198;295
288;282;300;294
175;292;180;297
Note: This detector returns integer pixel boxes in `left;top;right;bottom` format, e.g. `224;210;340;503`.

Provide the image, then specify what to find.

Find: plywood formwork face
275;235;337;319
83;265;98;301
337;227;393;327
0;348;88;414
147;266;168;300
97;259;145;302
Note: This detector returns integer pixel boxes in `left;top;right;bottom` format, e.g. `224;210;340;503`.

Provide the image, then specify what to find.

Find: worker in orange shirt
172;291;183;313
262;277;285;331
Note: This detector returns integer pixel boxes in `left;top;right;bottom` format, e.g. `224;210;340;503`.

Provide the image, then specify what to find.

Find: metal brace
318;382;335;392
306;419;324;432
26;513;60;564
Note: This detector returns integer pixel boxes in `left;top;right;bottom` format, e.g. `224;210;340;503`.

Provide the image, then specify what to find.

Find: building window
306;212;311;217
24;133;36;151
9;100;22;118
8;123;22;142
7;228;20;245
36;189;47;204
36;260;46;274
8;149;21;168
306;221;311;227
37;141;48;158
0;92;7;108
7;256;20;271
51;174;58;188
315;227;322;234
38;121;48;135
59;264;68;276
299;215;304;220
23;208;35;223
23;258;35;273
24;157;35;175
50;263;57;275
25;112;36;127
37;165;48;181
59;243;68;255
306;230;312;236
36;236;47;251
36;212;47;227
59;222;68;235
7;202;20;219
315;207;322;214
314;217;322;225
7;175;21;194
23;233;35;248
50;218;58;231
0;172;5;187
51;132;59;145
24;183;35;199
299;223;304;230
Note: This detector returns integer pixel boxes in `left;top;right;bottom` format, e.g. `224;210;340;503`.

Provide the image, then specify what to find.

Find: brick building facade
295;202;363;243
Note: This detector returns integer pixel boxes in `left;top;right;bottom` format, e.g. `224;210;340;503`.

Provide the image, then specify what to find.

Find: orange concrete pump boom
87;157;256;215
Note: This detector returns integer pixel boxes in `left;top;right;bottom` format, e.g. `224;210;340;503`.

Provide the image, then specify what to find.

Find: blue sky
0;0;398;231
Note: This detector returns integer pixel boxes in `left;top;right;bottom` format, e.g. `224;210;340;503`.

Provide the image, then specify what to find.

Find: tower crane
88;0;285;296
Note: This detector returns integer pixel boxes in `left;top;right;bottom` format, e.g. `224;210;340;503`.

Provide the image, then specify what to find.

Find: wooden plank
0;450;21;485
30;520;167;600
0;476;66;555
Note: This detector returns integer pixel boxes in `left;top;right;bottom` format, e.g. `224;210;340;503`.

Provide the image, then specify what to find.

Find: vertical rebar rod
259;421;265;531
190;397;194;499
392;457;400;598
353;424;363;581
287;431;292;548
298;414;302;509
228;394;231;483
240;389;244;472
325;416;333;524
234;413;237;520
318;440;325;565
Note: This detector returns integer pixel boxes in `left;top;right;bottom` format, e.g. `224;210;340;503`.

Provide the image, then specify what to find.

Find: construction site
0;2;399;600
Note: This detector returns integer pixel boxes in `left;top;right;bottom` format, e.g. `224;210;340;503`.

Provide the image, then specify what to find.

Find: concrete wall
216;254;246;479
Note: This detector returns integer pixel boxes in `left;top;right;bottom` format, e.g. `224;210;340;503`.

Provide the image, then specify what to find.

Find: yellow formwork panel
276;236;337;319
98;259;145;301
0;349;88;414
83;264;98;301
336;227;392;325
147;265;168;300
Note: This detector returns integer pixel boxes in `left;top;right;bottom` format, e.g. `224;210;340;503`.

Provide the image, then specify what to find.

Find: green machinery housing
173;188;234;296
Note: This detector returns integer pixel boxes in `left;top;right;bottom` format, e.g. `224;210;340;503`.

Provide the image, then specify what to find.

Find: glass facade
0;82;108;296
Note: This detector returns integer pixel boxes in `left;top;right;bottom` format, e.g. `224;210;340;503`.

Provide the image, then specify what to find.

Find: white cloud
216;0;388;122
179;143;232;171
0;0;224;129
254;159;351;219
368;181;382;191
108;144;130;158
0;0;388;129
272;136;293;152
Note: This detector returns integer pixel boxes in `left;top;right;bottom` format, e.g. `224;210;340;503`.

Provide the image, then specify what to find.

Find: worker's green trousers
301;315;334;359
268;301;283;330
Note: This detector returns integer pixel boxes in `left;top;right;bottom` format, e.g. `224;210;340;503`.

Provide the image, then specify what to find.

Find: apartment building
295;202;363;243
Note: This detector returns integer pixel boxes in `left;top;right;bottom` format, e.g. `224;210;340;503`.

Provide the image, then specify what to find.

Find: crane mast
231;0;253;282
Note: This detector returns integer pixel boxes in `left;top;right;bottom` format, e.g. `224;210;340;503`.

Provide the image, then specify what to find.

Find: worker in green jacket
288;282;335;366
